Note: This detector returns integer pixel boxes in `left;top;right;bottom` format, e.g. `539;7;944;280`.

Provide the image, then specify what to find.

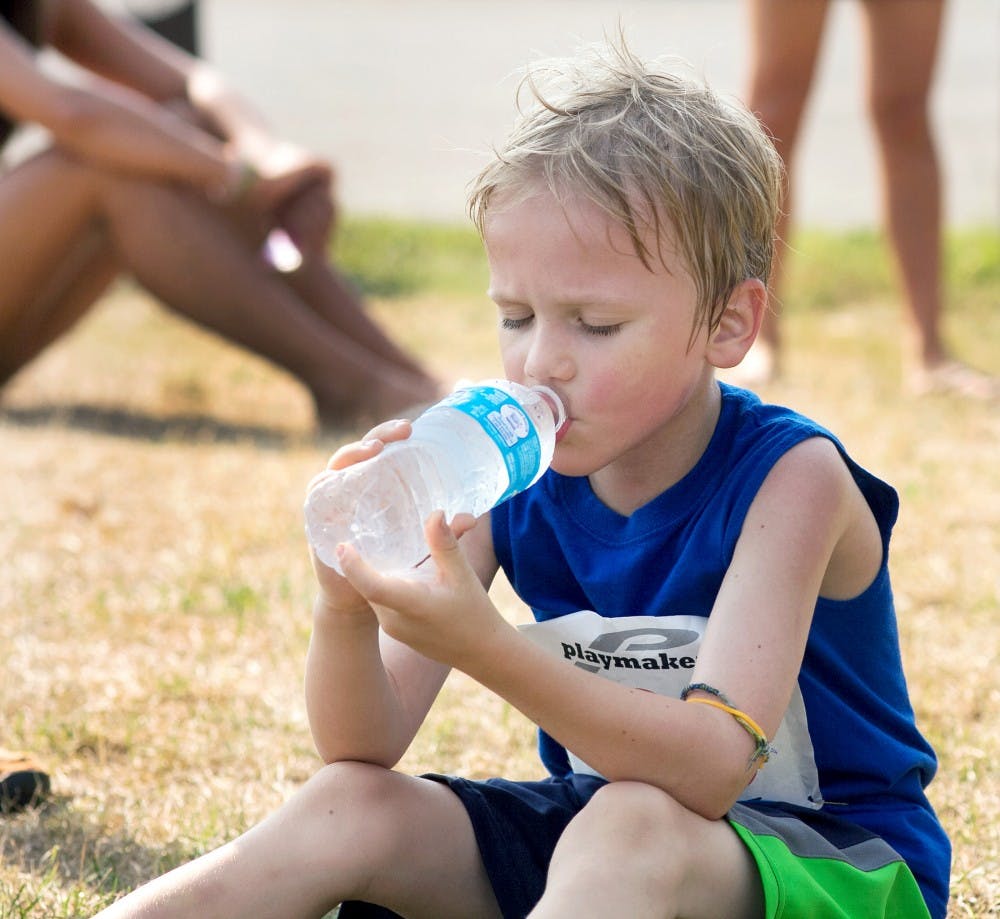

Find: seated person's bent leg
533;781;764;919
96;762;502;919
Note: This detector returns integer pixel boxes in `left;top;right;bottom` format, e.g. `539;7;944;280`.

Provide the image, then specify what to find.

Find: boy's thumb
425;510;461;565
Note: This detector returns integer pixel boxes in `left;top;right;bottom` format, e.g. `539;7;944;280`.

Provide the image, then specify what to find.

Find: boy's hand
309;419;415;617
337;510;507;670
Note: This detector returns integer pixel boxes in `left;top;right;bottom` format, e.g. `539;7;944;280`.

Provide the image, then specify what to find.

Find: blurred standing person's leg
863;0;993;396
744;0;830;382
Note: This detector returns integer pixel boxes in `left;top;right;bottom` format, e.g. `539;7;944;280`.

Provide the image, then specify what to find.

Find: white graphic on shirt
520;610;822;809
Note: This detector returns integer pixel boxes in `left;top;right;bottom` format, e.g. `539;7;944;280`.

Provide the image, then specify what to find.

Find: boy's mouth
555;416;572;442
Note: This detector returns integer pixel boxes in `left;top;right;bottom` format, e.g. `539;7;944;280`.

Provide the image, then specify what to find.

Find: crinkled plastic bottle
304;379;565;575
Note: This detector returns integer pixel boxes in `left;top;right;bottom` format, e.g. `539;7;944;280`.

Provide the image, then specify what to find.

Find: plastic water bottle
304;379;565;575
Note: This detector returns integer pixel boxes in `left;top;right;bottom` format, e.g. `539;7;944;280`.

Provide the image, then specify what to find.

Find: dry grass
1;237;998;916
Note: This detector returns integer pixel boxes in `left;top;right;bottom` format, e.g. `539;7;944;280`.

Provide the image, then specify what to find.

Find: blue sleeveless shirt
492;383;950;917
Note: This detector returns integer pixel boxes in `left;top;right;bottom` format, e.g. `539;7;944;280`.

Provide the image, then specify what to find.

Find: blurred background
97;0;1000;229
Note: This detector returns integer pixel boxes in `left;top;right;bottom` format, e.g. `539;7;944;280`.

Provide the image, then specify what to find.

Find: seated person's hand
252;142;333;213
276;180;336;258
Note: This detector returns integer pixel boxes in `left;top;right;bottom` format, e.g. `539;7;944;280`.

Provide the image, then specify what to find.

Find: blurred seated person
0;0;440;427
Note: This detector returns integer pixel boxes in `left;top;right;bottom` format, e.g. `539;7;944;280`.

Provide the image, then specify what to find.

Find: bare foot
314;371;444;433
909;359;999;400
720;340;780;388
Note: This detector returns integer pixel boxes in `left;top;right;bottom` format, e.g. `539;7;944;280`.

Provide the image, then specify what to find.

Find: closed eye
499;314;623;336
580;321;623;337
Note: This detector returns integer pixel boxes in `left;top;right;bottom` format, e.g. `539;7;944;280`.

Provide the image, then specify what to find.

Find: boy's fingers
337;513;465;606
448;513;478;541
424;511;465;571
327;437;384;471
327;419;413;470
336;543;384;599
366;418;413;443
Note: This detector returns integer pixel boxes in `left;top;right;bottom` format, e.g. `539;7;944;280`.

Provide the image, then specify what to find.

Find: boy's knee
299;760;396;814
588;779;685;816
296;763;437;850
582;781;690;848
551;783;691;897
282;762;413;872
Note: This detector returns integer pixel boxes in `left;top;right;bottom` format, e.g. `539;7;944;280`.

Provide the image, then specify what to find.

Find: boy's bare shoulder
741;435;865;564
750;434;882;598
765;435;854;500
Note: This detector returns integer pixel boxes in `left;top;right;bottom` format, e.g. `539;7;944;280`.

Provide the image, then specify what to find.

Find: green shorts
730;802;932;919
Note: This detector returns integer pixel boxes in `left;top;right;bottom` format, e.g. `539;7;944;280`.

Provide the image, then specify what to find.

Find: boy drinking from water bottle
97;39;950;919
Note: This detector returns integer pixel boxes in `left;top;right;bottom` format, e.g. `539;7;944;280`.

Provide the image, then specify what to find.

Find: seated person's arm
0;5;235;195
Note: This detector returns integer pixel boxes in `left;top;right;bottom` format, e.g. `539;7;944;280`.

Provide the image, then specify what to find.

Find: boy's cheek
499;345;527;379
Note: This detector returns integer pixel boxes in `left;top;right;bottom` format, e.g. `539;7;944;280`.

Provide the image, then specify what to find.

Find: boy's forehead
483;199;695;315
484;187;619;241
483;187;685;276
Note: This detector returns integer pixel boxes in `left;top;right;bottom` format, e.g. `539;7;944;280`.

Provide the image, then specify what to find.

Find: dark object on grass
0;751;51;813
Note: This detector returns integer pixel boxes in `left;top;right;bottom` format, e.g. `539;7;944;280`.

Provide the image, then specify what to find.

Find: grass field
1;220;998;917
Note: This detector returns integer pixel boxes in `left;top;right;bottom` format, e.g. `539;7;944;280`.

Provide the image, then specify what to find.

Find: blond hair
468;40;783;333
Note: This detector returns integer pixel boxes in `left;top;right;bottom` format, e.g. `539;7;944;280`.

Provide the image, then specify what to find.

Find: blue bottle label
439;385;542;503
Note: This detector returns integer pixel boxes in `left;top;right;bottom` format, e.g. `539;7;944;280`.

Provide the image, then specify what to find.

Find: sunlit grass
1;221;997;916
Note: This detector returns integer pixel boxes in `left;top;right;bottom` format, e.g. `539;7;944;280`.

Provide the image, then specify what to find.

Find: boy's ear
706;279;767;369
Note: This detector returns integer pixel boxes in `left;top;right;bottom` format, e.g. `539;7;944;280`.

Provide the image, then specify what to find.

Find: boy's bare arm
303;430;499;767
693;436;881;746
305;596;450;766
341;437;873;819
302;428;448;765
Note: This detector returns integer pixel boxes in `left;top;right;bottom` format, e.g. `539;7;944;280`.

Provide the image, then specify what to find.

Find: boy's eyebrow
486;289;523;306
489;289;637;311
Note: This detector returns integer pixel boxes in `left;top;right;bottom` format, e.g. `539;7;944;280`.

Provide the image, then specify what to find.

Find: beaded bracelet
228;158;259;203
209;157;259;206
681;682;774;769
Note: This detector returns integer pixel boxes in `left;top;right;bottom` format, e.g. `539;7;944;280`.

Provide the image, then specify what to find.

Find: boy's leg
530;782;763;919
95;762;502;919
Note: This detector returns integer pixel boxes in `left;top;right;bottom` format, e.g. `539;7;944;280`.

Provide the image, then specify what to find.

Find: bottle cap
452;378;566;433
529;384;566;432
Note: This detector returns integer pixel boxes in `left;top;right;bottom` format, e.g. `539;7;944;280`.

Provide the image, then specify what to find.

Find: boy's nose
524;324;573;383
